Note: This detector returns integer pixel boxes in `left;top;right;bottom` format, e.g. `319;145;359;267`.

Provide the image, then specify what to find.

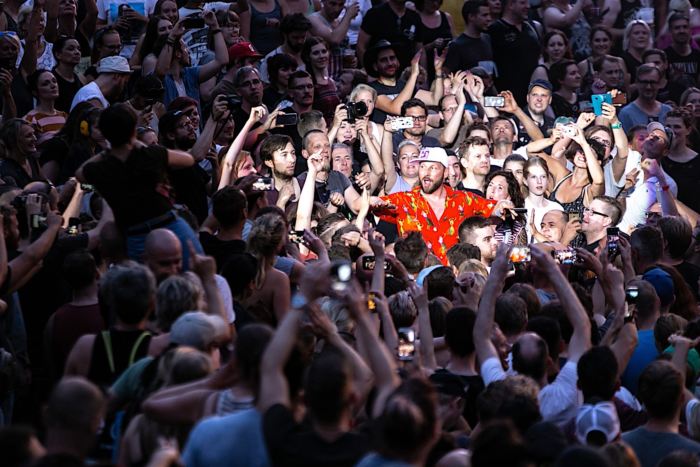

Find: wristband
662;184;670;192
166;38;176;46
611;122;622;129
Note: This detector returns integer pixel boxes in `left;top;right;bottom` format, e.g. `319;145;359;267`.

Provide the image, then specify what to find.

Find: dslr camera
345;101;368;124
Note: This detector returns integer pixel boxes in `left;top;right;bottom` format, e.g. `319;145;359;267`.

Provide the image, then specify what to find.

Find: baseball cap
228;41;262;62
169;311;228;350
96;56;133;74
528;79;553;93
411;147;449;168
642;267;675;307
575;401;620;446
646;121;674;148
429;370;469;397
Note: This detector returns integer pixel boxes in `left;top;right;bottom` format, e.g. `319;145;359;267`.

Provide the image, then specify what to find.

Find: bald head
144;229;182;282
513;332;549;383
46;377;105;435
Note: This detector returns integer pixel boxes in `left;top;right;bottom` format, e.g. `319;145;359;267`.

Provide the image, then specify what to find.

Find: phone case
390;117;414;131
591;93;613;116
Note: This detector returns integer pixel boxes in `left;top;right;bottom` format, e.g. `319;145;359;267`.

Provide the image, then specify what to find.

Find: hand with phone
497;90;519;114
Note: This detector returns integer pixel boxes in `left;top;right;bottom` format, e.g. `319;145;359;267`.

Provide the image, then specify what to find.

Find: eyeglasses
583;207;609;217
409;115;427;122
237;78;261;88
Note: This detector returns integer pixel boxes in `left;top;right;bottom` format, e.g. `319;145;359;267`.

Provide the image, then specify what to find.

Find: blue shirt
621;329;658;394
163;66;201;109
183;408;269;467
618;101;672;132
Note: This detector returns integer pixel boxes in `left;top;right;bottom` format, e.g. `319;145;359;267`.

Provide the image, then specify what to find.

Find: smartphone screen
607;227;620;257
276;113;298;126
397;328;415;361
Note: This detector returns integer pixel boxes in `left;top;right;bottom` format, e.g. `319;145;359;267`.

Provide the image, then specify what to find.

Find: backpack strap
101;331;115;374
128;331;151;367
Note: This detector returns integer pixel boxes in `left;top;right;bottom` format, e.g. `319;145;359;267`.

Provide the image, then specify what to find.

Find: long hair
0;118;31;161
623;20;652;51
542;29;573;63
247;213;286;289
301;36;328;84
140;15;171;62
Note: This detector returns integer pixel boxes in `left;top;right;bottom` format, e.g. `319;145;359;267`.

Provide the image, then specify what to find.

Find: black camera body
345;101;368;124
226;94;242;110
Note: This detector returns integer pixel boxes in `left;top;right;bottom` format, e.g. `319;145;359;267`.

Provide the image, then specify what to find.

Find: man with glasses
618;64;672;132
426;89;469;151
575;196;624;252
389;99;440;154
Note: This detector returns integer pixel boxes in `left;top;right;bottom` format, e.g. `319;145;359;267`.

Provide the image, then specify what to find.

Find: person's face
138;129;158;146
581;199;609;233
469;129;491;144
447;154;461;187
305;133;331;170
332;147;353;178
486;175;510;201
0;38;18;62
419;162;445;194
540;210;566;242
404;105;427;137
487;0;501;16
59;0;78;16
472;6;492;31
237;154;257;178
629;24;649;49
589;129;613;161
353;89;375;117
510;0;529;20
637;70;660;100
546;34;566;63
276;66;294;90
671;18;691;45
630;128;649;152
35;71;59;101
100;31;122;58
290;76;314;106
375;49;399;78
184;105;200;129
591;30;612;56
398;145;419;177
160;0;179;23
19;124;36;154
439;95;460;122
323;0;346;19
665;116;687;144
571;148;587;168
422;0;442;14
463;145;490;176
504;160;525;187
600;60;624;88
221;19;239;45
309;42;329;69
219;116;235;141
685;91;700;117
526;165;547;195
267;142;297;179
562;64;582;89
645;53;667;73
527;86;552;115
642;129;668;158
236;70;264;105
157;18;173;36
473;226;497;261
492;119;515;145
337;72;354;98
287;30;308;53
148;246;183;282
338;121;356;143
174;115;197;148
57;38;81;65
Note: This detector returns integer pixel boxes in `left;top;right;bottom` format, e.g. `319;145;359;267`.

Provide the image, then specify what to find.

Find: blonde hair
349;83;377;103
623;20;652;51
458;259;489;278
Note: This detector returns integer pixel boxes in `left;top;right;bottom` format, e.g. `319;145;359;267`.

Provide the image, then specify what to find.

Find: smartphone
30;214;47;229
612;92;627;106
331;261;353;292
562;124;577;138
552;247;577;265
569;211;581;222
607;227;620;258
390;117;414;131
625;285;639;304
288;230;305;243
367;292;377;312
509;246;531;263
484;95;505;107
362;255;390;271
591;93;613;116
80;184;94;192
67;217;80;236
397;327;416;361
252;176;274;191
276;112;298;126
182;15;205;29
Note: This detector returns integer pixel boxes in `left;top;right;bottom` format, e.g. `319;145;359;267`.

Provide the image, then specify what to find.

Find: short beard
273;167;293;181
422;178;442;194
175;136;195;150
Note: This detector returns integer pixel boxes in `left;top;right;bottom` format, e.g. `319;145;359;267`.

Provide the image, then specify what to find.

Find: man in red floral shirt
375;147;510;264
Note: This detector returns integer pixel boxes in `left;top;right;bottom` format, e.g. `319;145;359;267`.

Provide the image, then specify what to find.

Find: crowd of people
0;0;700;465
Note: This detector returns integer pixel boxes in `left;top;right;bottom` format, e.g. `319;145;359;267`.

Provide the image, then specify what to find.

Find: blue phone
591;93;613;116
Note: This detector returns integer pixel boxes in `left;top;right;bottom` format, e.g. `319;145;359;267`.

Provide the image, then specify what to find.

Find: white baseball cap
411;146;448;168
97;56;133;74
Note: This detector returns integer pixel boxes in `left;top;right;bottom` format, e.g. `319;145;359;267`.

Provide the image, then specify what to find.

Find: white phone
390;117;415;131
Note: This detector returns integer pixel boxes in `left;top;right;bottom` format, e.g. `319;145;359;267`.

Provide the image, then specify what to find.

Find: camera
625;286;639;304
225;94;242;110
182;14;205;29
345;101;368;124
288;230;304;244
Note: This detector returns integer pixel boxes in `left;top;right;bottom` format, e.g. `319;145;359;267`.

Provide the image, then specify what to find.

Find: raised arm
543;1;588;29
380;122;398;192
218;107;265;190
570;126;605;199
8;211;62;293
474;244;510;365
415;49;446;106
309;3;359;46
197;11;229;82
156;21;184;77
439;80;467;147
600;101;629;183
294;153;322;232
374;51;420;116
500;90;544;141
21;4;44;77
409;282;436;371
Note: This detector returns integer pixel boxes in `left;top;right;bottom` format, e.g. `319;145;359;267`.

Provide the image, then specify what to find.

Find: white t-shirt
214;274;236;323
71;81;109;110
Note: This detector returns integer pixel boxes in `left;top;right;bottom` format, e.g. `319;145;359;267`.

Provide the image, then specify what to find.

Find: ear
263;159;273;170
460;157;469;169
302;149;309;160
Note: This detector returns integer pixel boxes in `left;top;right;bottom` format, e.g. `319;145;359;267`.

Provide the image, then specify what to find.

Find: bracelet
662;184;670;192
611;122;622;129
166;38;176;46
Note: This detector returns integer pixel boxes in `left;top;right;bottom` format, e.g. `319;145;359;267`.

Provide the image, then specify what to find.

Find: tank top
421;11;453;82
54;70;84;113
249;0;284;56
548;173;588;216
313;79;341;126
215;389;255;416
87;329;152;388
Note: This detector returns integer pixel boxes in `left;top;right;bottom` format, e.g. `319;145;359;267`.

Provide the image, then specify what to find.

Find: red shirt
380;186;496;264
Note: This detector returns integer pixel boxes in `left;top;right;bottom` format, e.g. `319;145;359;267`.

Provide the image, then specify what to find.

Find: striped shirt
24;109;67;146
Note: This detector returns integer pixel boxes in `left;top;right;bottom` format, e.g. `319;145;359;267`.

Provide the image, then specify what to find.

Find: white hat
575;401;620;445
412;146;448;168
96;56;133;74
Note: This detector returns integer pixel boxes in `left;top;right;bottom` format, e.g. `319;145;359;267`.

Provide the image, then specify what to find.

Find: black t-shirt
673;261;700;300
551;93;581;119
199;231;246;272
82;145;172;231
361;3;424;72
368;79;414;124
444;33;494;74
487;19;541;105
661;155;700;214
263;404;370;467
664;46;700;83
516;110;555;146
168;163;210;224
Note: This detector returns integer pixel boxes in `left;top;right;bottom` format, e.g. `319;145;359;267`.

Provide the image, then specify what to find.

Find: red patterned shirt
379;186;496;264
